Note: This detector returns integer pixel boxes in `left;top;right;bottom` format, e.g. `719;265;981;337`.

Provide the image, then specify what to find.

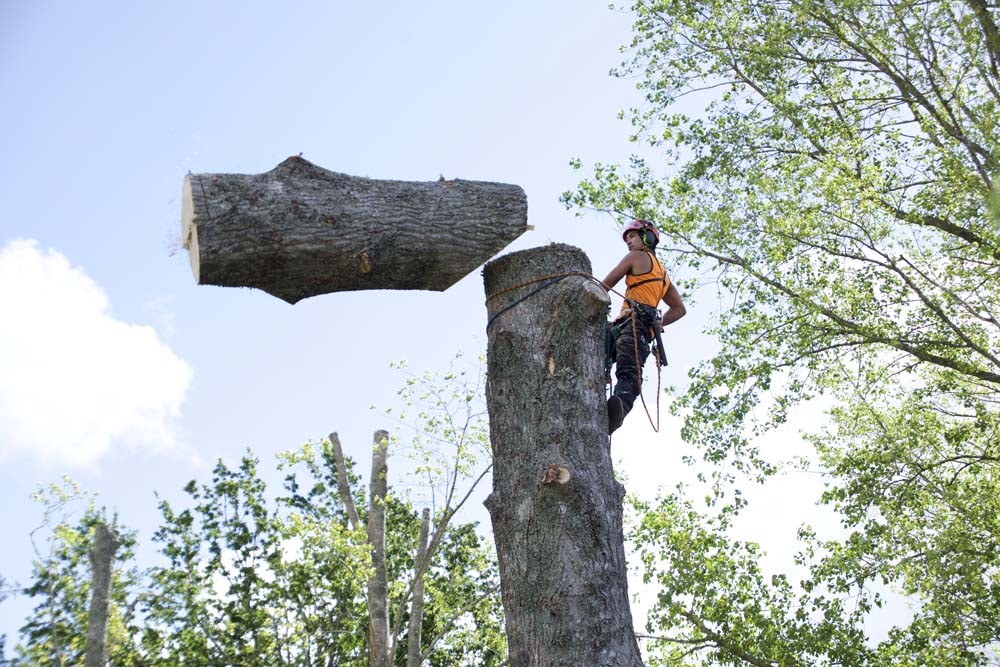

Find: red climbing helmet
622;219;659;246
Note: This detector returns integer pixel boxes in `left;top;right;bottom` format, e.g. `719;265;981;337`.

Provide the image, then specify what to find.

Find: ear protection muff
622;219;660;246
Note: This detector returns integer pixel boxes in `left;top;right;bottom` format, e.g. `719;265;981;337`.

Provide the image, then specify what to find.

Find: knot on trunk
541;464;572;485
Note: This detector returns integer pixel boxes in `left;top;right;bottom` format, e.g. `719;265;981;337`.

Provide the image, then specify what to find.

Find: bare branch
327;433;361;531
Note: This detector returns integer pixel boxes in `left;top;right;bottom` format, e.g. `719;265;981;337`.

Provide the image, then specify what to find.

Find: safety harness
604;300;668;384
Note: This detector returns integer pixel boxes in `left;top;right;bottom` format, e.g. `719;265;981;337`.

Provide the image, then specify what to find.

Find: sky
0;0;866;653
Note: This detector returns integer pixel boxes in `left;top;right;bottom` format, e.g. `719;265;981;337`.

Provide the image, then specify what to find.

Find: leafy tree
7;364;502;667
1;575;15;666
415;522;505;667
141;360;503;666
567;1;1000;664
631;493;875;667
376;356;501;666
139;456;289;667
141;446;502;667
275;440;373;665
13;478;138;667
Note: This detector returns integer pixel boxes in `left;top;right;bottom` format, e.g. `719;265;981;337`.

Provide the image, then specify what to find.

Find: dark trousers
608;313;653;415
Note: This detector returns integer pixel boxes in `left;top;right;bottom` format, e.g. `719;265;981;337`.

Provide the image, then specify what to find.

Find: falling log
181;156;529;304
483;244;645;667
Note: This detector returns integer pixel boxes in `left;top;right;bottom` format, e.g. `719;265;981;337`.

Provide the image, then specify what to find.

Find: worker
601;219;686;434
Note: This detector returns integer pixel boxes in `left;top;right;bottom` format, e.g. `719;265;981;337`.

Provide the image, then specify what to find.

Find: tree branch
328;433;361;531
687;233;1000;384
682;611;789;667
812;8;994;183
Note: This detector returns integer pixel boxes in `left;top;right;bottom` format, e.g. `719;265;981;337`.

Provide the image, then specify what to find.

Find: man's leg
608;320;651;433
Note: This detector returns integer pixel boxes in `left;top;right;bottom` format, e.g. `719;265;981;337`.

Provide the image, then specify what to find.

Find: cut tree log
181;156;529;304
483;244;645;667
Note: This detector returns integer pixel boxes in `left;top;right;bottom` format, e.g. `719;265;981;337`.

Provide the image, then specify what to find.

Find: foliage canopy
567;1;1000;664
5;363;503;667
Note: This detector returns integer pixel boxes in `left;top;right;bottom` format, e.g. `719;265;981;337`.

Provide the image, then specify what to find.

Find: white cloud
0;239;192;467
142;295;178;338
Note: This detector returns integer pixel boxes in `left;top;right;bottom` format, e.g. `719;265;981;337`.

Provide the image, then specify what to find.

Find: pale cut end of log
180;156;529;304
181;175;200;282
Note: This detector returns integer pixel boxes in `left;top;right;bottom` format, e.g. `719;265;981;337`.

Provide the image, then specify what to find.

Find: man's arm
601;252;643;290
659;282;687;329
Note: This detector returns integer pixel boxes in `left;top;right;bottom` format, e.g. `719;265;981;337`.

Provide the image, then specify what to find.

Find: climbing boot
607;395;625;434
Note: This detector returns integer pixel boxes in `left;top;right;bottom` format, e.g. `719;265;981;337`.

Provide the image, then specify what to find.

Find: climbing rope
484;271;663;432
484;271;592;332
624;299;662;433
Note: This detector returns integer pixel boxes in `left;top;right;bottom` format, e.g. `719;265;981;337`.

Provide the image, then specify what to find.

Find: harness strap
627;276;665;290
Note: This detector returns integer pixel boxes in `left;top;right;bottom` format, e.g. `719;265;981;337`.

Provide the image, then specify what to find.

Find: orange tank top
620;251;668;317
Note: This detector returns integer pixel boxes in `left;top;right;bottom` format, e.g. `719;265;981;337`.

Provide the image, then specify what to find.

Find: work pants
609;314;653;415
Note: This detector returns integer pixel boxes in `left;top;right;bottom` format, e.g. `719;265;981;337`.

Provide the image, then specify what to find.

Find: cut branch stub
182;156;529;304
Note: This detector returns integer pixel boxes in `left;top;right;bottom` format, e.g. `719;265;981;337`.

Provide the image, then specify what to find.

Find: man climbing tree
601;219;686;434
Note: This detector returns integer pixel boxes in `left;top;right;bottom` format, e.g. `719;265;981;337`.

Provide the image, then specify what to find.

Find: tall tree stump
182;156;529;303
483;244;645;667
85;522;121;667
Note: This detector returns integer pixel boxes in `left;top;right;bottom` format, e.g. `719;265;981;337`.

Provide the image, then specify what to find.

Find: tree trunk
181;156;529;304
329;432;362;530
406;508;431;667
482;244;645;667
85;522;121;667
367;430;391;667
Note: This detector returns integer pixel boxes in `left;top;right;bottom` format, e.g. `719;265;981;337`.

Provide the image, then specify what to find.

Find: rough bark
482;244;645;667
406;508;431;667
84;522;121;667
181;156;529;303
367;430;391;667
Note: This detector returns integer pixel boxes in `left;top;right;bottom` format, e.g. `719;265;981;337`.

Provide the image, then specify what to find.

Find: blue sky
0;0;854;651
